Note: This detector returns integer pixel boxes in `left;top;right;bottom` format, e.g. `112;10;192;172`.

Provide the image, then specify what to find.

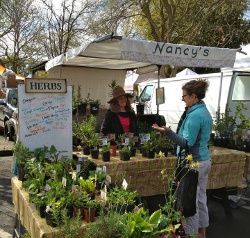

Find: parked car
0;88;18;142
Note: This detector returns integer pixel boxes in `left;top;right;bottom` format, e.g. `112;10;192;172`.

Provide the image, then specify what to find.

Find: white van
137;69;250;131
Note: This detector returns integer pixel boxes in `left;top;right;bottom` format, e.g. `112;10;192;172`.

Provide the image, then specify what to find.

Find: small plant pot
17;164;26;181
45;211;58;227
83;208;96;223
119;152;130;161
130;148;136;157
102;151;110;162
83;146;90;155
72;108;77;115
90;149;99;159
73;206;84;220
109;145;117;156
90;104;99;115
146;149;155;159
77;103;87;115
136;104;144;115
141;148;147;157
36;204;46;218
67;205;74;218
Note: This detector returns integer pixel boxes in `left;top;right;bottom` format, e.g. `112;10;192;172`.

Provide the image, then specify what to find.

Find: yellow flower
187;154;193;161
157;151;165;158
161;168;167;175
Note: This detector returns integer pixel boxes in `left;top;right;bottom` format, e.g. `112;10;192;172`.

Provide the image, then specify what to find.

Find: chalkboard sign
18;84;72;159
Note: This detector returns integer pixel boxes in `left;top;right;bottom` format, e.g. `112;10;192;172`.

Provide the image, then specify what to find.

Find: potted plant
78;177;96;199
73;190;88;219
109;139;117;156
72;85;77;115
155;136;174;157
101;142;110;162
13;141;33;181
135;96;145;115
83;196;99;223
107;186;138;214
73;115;97;155
119;146;131;161
76;85;87;115
89;133;101;159
128;138;137;156
89;99;101;115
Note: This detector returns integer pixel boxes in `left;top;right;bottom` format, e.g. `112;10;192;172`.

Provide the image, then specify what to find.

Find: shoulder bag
174;144;199;217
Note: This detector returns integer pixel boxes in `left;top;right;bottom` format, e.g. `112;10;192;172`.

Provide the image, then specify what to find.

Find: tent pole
157;65;162;115
59;65;62;79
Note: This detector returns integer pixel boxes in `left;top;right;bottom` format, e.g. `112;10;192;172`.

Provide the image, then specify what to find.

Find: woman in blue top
152;79;213;238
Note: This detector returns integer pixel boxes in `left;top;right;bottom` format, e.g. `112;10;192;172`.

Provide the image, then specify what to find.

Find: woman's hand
152;124;169;133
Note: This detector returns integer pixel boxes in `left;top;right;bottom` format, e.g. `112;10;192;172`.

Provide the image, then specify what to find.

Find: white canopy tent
45;34;239;72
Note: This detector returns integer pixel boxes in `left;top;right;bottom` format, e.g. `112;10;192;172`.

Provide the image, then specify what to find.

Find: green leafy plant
13;141;32;165
102;142;110;152
78;177;96;194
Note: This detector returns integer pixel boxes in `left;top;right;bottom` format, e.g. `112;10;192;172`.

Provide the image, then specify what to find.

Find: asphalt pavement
0;132;250;237
0;131;15;238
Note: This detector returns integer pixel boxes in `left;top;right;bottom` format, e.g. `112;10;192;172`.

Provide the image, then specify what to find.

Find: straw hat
107;86;133;103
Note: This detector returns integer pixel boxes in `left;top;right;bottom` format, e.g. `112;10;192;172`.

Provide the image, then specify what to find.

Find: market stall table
84;147;246;195
11;178;87;238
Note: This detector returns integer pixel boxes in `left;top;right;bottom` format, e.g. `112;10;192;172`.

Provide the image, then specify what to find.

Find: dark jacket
100;109;139;138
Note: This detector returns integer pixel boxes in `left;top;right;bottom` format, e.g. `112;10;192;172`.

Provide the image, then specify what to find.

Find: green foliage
101;142;110;152
13;141;32;165
73;191;88;208
72;115;97;147
78;177;96;193
107;186;138;207
83;209;129;238
119;146;131;155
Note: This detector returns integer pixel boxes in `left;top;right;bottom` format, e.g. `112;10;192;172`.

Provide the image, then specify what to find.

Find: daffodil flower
187;154;193;161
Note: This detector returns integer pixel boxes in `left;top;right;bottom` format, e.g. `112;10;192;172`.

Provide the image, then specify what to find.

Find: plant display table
11;147;246;237
85;147;246;196
11;178;87;238
245;152;250;181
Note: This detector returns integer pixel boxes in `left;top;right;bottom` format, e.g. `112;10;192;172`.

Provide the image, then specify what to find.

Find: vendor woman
100;86;139;139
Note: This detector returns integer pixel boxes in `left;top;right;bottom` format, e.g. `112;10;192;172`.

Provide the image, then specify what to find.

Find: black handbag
174;146;199;217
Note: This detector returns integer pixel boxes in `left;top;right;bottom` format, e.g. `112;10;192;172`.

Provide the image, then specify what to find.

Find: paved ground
0;131;15;238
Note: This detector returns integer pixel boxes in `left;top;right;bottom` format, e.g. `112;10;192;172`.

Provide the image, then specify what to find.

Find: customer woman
152;79;213;238
100;86;139;139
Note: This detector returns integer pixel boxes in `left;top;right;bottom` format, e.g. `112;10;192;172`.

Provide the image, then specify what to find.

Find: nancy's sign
25;78;67;93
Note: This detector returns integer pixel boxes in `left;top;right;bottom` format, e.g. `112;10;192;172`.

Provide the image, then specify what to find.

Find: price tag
62;177;67;187
103;165;106;172
45;184;51;191
106;175;111;184
72;185;77;192
122;179;128;190
76;164;81;173
78;156;83;162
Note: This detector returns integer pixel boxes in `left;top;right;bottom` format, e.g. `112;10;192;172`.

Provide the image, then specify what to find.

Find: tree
38;0;97;59
0;0;44;74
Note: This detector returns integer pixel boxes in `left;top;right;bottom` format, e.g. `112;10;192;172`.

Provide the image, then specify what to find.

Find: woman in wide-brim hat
100;86;139;139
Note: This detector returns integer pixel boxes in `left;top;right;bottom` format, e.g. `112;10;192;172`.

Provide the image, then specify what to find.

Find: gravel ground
0;130;15;237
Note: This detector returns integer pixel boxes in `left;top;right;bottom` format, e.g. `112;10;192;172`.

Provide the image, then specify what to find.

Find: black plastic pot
119;152;130;161
136;104;144;115
102;151;110;162
90;149;99;159
77;103;87;115
90;104;99;115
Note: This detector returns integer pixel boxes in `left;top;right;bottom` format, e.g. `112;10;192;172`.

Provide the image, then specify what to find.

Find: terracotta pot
109;145;117;156
83;208;96;223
